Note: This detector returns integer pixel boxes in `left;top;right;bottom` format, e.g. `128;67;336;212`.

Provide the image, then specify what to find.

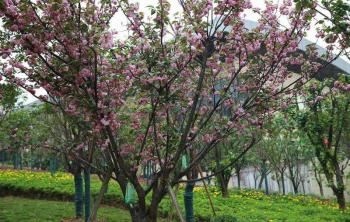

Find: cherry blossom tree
0;0;344;221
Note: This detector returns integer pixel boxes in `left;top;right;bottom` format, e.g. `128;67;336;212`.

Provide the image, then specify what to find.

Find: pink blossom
100;118;110;126
203;134;214;143
4;67;13;75
315;96;323;102
345;84;350;91
99;32;114;49
80;68;92;78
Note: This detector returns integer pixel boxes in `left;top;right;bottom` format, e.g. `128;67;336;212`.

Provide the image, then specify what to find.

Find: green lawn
1;169;350;221
0;196;131;222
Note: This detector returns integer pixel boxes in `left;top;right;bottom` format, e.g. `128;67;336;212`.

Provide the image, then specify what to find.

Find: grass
1;169;350;221
0;169;124;205
0;196;131;222
159;188;350;222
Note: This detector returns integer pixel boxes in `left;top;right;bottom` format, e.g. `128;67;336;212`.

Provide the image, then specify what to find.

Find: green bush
210;215;238;222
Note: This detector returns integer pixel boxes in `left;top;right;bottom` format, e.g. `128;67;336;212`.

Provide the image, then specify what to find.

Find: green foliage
0;84;21;114
291;76;350;208
294;0;314;11
295;0;350;46
210;215;238;222
320;0;350;36
0;105;53;167
300;77;349;159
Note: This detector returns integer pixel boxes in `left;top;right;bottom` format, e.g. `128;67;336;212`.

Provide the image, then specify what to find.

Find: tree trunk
254;173;258;189
288;167;299;194
19;152;23;170
258;176;264;189
74;172;83;218
184;182;195;222
292;181;299;194
90;172;111;222
127;195;161;222
314;169;324;196
301;181;305;194
317;179;324;197
214;146;229;197
334;190;346;210
264;173;269;195
275;172;281;193
311;160;324;197
319;182;324;197
281;171;285;195
84;168;91;222
221;179;229;198
236;168;241;189
217;170;229;197
261;161;269;195
322;166;346;209
129;207;148;222
120;178;162;222
334;165;346;210
13;152;20;169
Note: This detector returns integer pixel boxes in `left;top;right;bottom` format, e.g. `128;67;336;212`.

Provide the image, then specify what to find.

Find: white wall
223;164;350;201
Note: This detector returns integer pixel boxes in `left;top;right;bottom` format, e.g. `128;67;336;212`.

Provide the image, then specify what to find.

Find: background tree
295;75;350;209
263;119;289;195
209;129;257;197
0;83;21;121
0;83;21;165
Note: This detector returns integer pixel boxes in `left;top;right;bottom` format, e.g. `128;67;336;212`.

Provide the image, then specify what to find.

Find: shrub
210;215;238;222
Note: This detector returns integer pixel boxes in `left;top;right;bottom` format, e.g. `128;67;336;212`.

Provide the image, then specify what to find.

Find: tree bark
261;161;269;194
313;166;324;196
236;168;241;189
334;189;346;210
123;180;163;222
129;207;148;222
280;171;285;195
288;167;299;194
318;182;324;197
258;176;264;189
264;173;269;195
317;179;324;197
292;181;299;194
275;172;281;193
126;196;156;222
221;179;229;198
90;172;111;222
321;164;346;209
253;171;258;189
214;145;229;198
217;170;229;197
334;164;346;210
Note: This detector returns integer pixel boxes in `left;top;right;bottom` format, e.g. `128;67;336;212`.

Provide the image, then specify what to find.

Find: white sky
23;0;347;105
